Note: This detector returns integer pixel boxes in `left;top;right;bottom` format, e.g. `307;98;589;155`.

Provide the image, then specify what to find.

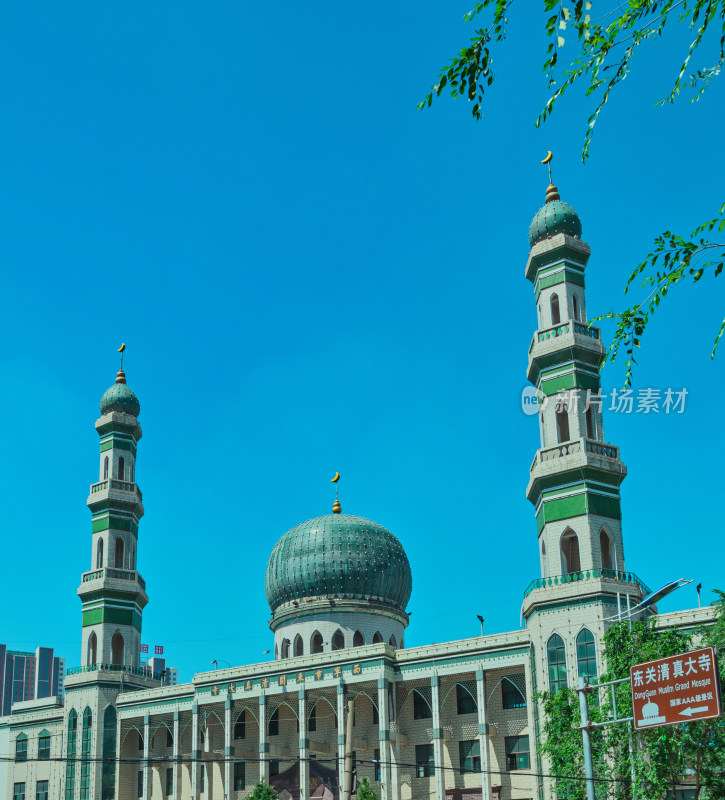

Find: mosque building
0;178;713;800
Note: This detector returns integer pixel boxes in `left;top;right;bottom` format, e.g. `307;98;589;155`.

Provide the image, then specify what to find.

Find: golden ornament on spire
331;472;340;483
541;151;559;203
331;472;341;512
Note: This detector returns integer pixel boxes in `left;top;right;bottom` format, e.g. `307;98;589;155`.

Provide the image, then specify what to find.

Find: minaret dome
100;369;141;417
528;183;582;247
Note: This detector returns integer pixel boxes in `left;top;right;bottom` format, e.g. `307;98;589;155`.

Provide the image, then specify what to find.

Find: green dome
100;372;140;417
265;513;412;612
529;199;582;247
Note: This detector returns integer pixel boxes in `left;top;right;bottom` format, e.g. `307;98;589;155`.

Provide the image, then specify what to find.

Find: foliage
243;780;278;800
356;776;380;800
419;1;725;381
538;600;725;799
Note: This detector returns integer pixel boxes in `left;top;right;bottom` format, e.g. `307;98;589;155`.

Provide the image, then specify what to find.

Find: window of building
80;707;93;800
118;457;125;480
97;538;104;569
102;706;116;800
294;635;303;656
573;292;580;321
374;748;381;781
112;631;124;665
353;630;364;647
234;711;246;740
413;690;432;720
38;731;51;760
550;293;561;325
166;727;173;748
372;632;383;644
87;632;97;666
280;638;290;659
234;761;245;791
556;401;570;443
547;634;568;692
459;739;481;773
200;765;204;793
456;684;477;714
577;629;598;682
131;463;135;481
136;770;143;798
561;529;581;574
65;710;78;800
36;781;49;800
505;735;530;770
269;760;280;777
674;791;696;800
308;703;317;732
331;629;344;651
104;457;109;480
586;405;595;439
600;529;613;570
415;743;435;777
269;708;279;736
502;677;527;709
15;734;28;762
389;634;397;648
138;733;144;751
13;783;25;800
373;703;379;725
115;538;125;569
165;768;173;796
311;631;323;654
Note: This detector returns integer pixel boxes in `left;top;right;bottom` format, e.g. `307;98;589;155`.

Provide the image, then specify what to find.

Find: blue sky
1;2;723;682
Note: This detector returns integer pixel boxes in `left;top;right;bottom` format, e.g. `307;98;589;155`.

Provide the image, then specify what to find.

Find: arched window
269;708;279;736
308;703;317;733
103;457;109;480
294;634;303;656
80;707;93;800
540;539;546;573
550;293;561;325
547;634;568;692
585;405;595;439
540;412;546;446
353;630;364;647
130;462;135;482
280;639;290;659
311;631;323;654
115;537;124;569
118;457;125;481
96;538;104;569
600;529;613;570
101;706;116;800
556;401;570;443
372;632;383;644
65;710;78;799
561;529;581;574
87;632;97;666
274;644;278;660
39;730;51;760
15;733;28;762
331;629;344;651
234;710;246;740
130;545;135;570
111;631;124;665
577;629;598;681
573;292;580;321
389;634;397;648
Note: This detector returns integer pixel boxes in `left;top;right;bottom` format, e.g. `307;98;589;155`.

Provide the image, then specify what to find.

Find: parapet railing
524;569;651;598
80;568;146;590
530;438;620;471
89;480;142;501
66;663;164;679
528;320;602;352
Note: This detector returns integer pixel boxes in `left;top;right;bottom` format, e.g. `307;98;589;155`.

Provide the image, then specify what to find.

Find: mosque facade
0;183;713;800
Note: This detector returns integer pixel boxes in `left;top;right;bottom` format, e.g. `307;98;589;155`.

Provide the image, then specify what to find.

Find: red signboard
154;645;164;655
631;646;722;730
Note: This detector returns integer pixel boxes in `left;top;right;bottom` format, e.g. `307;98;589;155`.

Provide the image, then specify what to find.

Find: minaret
522;160;649;692
78;353;148;669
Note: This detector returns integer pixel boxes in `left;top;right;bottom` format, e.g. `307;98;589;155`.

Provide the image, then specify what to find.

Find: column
299;690;309;800
172;712;180;800
390;681;400;800
259;695;269;784
191;704;199;800
431;676;444;800
143;715;151;800
377;678;391;800
225;695;233;797
524;661;538;800
476;669;490;800
114;715;123;800
337;683;346;776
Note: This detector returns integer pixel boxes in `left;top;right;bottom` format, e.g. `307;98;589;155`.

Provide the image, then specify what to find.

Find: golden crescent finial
541;151;552;164
118;343;126;352
331;472;340;483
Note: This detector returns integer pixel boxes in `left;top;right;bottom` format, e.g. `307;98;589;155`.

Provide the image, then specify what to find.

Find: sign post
630;646;722;730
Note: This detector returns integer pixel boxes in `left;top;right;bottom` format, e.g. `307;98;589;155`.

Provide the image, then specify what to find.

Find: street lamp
477;615;485;636
210;659;232;670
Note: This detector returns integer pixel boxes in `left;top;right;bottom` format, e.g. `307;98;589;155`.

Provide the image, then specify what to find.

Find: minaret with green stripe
78;363;147;668
523;177;638;595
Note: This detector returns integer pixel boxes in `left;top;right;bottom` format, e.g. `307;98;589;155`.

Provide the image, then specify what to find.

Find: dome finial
331;471;341;513
541;151;560;203
116;343;127;384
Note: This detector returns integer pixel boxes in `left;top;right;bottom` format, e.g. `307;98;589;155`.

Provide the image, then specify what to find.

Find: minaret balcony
87;479;144;512
527;437;627;500
80;566;146;590
527;321;605;384
78;567;148;608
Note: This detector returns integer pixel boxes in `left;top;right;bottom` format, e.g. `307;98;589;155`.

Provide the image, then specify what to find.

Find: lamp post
477;615;485;636
210;659;232;670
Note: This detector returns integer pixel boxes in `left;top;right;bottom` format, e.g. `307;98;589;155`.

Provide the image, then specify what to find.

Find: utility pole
577;677;596;800
342;696;355;800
